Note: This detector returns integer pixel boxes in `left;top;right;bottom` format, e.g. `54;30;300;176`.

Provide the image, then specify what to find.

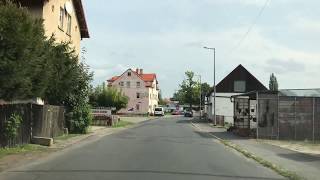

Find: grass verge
219;139;303;180
112;120;134;128
54;134;82;141
0;144;46;159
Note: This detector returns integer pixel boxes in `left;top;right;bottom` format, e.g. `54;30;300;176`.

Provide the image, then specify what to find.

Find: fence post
256;92;259;140
313;97;315;143
294;97;297;140
277;93;280;140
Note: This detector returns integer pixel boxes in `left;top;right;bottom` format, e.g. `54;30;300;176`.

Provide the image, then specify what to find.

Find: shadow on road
176;119;191;124
8;169;283;180
277;152;320;162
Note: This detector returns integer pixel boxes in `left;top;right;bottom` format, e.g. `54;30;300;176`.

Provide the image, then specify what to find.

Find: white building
107;68;159;115
206;64;268;125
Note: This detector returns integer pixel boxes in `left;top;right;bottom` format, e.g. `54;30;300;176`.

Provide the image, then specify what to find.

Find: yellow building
19;0;89;55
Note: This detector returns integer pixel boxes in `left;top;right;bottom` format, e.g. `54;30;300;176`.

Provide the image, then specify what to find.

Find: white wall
208;93;241;124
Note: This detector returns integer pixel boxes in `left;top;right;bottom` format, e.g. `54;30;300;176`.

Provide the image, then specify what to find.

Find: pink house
107;68;159;115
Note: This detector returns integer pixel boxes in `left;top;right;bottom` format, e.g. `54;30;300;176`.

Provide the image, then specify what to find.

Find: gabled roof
107;76;119;82
208;64;268;95
107;69;157;83
72;0;89;38
140;74;157;82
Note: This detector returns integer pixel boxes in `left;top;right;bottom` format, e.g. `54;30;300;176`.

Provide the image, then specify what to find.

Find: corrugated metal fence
257;93;320;141
0;104;65;147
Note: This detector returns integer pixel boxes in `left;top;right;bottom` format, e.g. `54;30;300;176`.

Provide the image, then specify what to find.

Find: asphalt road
0;116;284;180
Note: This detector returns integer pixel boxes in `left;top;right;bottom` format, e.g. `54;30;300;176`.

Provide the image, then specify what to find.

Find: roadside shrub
4;113;23;139
67;103;92;134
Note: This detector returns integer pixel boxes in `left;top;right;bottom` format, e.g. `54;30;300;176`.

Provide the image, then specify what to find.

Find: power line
228;0;271;56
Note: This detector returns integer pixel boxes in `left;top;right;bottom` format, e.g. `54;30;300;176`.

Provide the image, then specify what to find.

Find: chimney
135;68;139;73
139;69;143;74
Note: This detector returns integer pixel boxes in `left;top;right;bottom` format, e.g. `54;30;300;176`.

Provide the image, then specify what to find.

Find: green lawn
0;144;46;159
112;120;134;128
54;134;82;141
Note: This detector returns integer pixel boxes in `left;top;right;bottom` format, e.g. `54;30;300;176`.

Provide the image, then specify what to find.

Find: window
136;82;141;87
120;82;124;87
234;81;246;92
136;104;140;111
59;7;64;30
126;81;130;88
66;14;72;35
128;72;131;76
137;93;140;98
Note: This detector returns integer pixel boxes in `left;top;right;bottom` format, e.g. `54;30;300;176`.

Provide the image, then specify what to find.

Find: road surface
0;116;284;180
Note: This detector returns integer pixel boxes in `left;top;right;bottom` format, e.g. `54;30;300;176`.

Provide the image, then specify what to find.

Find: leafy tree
89;86;129;112
269;73;279;91
0;1;50;100
200;82;211;105
0;2;93;134
177;71;200;108
158;91;166;105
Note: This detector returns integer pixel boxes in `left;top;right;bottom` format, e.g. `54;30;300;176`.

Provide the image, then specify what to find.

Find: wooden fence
0;104;65;147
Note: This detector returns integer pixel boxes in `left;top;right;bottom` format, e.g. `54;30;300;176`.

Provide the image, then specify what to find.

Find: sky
81;0;320;98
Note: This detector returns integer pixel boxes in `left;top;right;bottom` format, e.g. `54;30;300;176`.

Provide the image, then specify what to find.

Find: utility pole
204;47;216;125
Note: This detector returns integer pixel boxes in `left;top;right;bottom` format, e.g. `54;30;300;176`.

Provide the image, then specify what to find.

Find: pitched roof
140;74;156;82
107;69;157;83
107;76;119;82
72;0;89;38
208;64;268;95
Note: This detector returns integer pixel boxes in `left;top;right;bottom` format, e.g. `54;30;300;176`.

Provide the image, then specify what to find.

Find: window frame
126;81;131;88
234;80;246;92
66;13;72;36
59;7;65;30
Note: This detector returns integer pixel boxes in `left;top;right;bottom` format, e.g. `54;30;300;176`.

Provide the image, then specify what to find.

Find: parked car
154;107;165;116
171;110;182;115
184;110;193;117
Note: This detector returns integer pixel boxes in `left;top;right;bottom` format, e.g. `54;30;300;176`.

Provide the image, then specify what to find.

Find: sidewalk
191;119;320;180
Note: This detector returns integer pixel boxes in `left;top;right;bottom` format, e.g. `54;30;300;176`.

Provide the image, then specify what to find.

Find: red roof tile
140;74;156;82
107;69;157;83
107;76;119;82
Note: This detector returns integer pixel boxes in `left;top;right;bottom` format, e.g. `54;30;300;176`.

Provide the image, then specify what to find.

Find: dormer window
128;72;131;76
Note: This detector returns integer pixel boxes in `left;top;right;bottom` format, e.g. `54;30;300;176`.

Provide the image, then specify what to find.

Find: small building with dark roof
206;64;268;125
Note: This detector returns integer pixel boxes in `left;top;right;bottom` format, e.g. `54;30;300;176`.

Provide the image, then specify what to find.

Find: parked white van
154;107;165;116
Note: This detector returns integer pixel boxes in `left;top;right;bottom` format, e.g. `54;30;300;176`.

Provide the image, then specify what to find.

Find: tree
178;71;200;108
0;1;50;100
0;2;93;134
158;91;166;105
200;82;211;105
269;73;279;91
89;86;129;112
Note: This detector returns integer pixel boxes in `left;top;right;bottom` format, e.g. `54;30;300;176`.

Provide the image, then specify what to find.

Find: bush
4;113;23;139
67;103;92;134
89;86;128;112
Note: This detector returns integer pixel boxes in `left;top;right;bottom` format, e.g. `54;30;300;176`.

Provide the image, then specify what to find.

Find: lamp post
203;47;216;126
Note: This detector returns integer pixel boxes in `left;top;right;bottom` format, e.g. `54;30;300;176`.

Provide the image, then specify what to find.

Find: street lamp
203;46;216;126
